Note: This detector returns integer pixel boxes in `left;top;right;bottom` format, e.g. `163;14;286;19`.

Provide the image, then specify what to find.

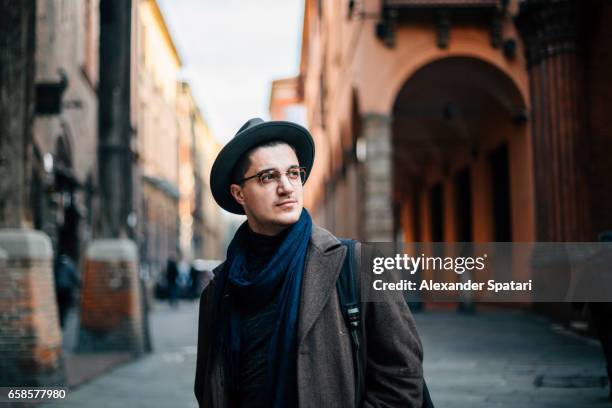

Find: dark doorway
454;168;473;242
430;183;444;241
412;189;422;242
489;143;512;241
57;199;80;261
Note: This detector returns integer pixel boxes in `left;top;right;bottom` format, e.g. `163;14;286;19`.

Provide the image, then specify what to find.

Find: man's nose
277;174;295;194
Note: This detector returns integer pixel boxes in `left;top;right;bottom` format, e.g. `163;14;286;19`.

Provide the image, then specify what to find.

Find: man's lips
276;200;297;207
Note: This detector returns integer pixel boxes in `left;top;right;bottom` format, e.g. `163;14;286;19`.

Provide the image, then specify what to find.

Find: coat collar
210;225;347;347
297;225;346;346
309;224;342;252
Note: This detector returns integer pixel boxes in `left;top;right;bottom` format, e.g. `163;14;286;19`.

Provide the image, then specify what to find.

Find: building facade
31;0;101;264
294;0;612;317
0;0;102;385
176;82;197;261
297;0;612;245
0;0;226;381
194;109;226;260
269;76;307;125
177;82;226;261
133;0;182;278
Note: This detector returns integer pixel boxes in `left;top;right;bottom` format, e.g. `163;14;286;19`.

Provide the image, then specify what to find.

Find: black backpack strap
337;239;435;408
336;238;364;407
422;381;434;408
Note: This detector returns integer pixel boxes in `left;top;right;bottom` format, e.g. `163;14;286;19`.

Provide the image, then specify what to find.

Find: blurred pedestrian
53;253;80;328
189;262;200;298
166;258;179;307
194;118;424;407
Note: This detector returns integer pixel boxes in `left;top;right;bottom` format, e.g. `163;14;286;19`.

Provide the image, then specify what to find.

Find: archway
391;56;532;244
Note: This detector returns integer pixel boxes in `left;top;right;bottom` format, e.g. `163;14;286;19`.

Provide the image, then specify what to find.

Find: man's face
230;143;304;236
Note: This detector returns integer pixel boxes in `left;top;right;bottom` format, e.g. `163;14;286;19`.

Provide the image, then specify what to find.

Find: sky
158;0;305;145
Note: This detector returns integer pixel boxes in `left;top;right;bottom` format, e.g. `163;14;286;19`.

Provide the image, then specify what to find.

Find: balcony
376;0;508;48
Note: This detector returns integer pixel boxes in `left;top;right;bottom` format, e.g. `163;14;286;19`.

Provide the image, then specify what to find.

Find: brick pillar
0;229;65;386
362;113;394;241
515;0;591;241
78;239;144;354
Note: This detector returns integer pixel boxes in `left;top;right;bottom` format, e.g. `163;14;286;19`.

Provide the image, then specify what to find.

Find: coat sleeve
360;243;424;407
194;278;216;407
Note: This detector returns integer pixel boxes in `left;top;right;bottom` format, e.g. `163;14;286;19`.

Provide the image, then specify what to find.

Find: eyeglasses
239;167;306;186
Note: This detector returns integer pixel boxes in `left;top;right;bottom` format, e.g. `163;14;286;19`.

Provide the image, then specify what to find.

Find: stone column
78;239;144;355
362;113;394;241
515;0;591;241
0;0;36;228
0;230;65;386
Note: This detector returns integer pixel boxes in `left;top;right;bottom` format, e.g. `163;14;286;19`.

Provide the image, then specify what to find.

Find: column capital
0;229;52;260
85;238;138;262
361;112;393;125
514;0;587;67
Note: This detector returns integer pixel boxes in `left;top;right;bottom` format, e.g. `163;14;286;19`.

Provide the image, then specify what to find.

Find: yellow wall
137;0;182;185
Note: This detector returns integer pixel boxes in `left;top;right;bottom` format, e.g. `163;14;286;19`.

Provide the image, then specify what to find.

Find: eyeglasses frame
238;166;306;186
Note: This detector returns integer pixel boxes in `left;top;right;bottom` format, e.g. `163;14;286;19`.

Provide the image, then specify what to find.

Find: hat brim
210;121;315;214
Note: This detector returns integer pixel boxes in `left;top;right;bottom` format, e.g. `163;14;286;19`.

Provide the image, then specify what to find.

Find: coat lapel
297;226;346;346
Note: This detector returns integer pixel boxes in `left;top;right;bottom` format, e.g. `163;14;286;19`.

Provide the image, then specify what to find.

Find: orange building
269;76;307;124
290;0;612;249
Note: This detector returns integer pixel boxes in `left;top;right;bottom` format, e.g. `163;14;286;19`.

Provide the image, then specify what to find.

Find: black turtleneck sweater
236;227;288;408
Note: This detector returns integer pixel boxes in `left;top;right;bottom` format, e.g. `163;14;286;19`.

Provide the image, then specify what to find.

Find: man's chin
273;207;302;225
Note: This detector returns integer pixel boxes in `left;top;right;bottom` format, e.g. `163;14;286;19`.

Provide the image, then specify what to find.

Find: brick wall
0;230;65;387
78;239;144;354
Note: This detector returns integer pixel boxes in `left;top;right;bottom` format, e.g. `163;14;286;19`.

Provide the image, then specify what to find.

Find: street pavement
46;303;609;407
46;300;200;408
418;309;610;408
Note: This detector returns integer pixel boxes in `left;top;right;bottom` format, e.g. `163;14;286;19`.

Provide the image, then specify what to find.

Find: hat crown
236;118;264;135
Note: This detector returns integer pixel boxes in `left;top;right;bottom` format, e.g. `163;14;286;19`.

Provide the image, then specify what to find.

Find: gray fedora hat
210;118;315;214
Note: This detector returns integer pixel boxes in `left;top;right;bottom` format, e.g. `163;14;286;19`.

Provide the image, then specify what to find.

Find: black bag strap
336;239;435;408
423;381;434;408
336;238;364;407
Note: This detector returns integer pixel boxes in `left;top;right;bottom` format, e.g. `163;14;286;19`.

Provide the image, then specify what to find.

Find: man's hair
230;140;298;185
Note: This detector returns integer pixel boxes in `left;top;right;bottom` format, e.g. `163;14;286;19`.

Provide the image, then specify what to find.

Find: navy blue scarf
223;209;312;407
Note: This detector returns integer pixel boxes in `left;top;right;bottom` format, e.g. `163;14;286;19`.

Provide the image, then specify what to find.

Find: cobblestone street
46;303;609;407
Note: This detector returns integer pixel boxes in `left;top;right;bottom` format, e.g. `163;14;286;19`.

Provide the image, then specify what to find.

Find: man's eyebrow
256;167;276;174
256;165;300;173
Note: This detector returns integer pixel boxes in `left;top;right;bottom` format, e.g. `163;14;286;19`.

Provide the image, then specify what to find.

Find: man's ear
230;184;245;206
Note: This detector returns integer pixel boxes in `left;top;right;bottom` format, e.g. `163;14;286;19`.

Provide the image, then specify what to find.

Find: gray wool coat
194;225;424;407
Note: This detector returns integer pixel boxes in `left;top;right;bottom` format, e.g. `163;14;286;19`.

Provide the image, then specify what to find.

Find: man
194;118;424;407
166;257;180;307
53;253;80;328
